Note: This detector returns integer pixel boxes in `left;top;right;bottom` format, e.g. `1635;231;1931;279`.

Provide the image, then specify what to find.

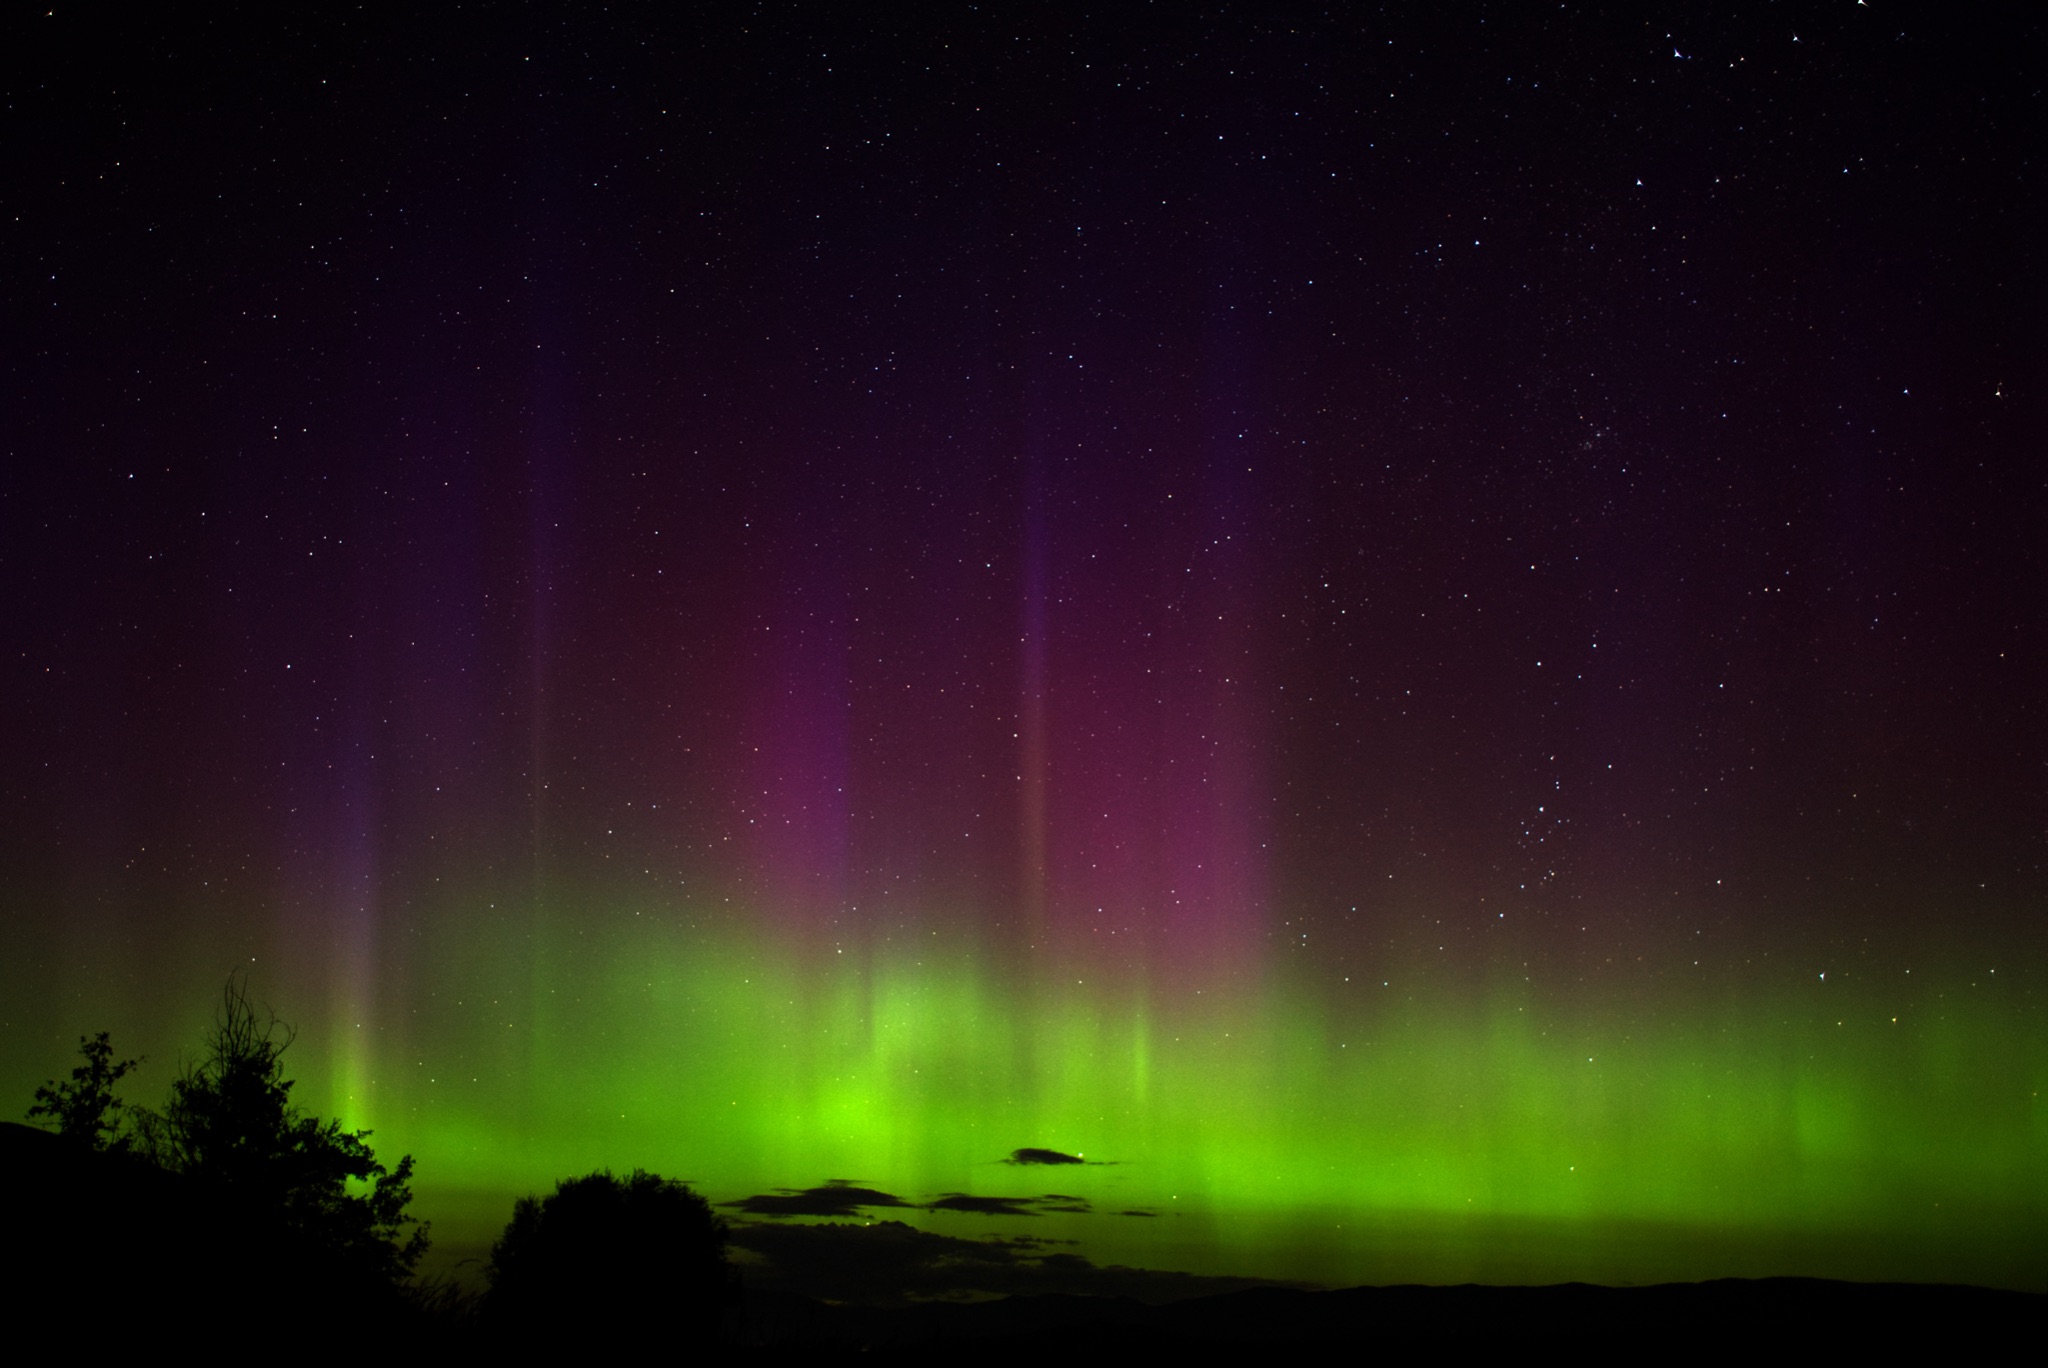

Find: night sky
4;4;2043;1298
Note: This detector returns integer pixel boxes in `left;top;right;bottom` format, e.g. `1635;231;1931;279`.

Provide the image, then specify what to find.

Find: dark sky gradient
4;4;2043;1296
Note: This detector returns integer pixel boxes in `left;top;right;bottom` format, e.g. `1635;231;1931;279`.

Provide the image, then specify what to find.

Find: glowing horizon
21;884;2037;1292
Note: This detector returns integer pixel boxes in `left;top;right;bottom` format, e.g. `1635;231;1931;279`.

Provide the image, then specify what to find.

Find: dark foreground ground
733;1278;2043;1355
6;1122;2037;1352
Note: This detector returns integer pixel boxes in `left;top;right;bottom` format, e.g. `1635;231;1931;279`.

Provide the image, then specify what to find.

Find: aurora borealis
3;5;2043;1297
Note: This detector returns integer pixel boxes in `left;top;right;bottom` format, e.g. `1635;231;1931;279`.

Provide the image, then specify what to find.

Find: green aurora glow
173;897;2042;1293
5;3;2045;1306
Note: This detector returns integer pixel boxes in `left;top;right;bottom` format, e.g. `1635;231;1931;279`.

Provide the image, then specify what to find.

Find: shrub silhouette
128;975;429;1287
21;978;430;1330
486;1168;738;1340
28;1030;141;1151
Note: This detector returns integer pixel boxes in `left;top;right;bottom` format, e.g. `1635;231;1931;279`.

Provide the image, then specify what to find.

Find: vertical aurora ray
311;707;379;1133
1017;439;1055;960
346;885;2044;1289
3;3;2043;1306
738;547;856;935
149;412;2039;1292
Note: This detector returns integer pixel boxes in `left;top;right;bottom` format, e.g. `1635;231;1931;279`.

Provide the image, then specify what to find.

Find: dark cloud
1037;1197;1093;1214
722;1179;913;1218
1004;1148;1086;1166
729;1218;1295;1306
1116;1209;1160;1218
923;1192;1100;1216
728;1220;1058;1305
924;1193;1044;1217
726;1180;1101;1221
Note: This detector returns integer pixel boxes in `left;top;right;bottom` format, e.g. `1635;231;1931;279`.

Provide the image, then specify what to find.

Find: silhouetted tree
130;975;429;1286
486;1168;738;1342
28;1030;140;1150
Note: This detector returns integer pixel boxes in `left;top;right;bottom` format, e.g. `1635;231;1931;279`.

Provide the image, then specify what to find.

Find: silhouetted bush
130;975;428;1286
28;1030;141;1151
24;976;428;1326
486;1168;739;1343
